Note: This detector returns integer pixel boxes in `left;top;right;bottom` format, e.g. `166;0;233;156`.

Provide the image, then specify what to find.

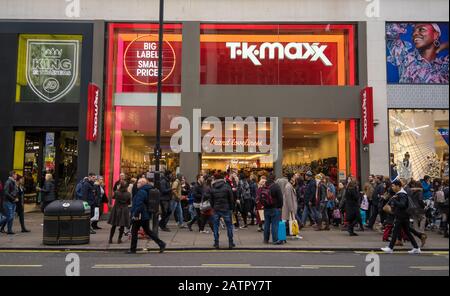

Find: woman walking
108;181;131;244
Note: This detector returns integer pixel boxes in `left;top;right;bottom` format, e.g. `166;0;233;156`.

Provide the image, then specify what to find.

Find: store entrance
14;130;78;203
283;119;358;184
201;153;274;176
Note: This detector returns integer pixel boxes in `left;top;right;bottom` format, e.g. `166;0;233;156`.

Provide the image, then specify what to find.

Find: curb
0;247;448;252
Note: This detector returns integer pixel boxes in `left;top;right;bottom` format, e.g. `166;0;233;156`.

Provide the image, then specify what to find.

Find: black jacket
193;182;203;204
389;189;410;221
81;180;95;206
372;183;384;206
344;187;360;213
264;180;284;209
3;177;18;203
159;177;172;201
210;179;234;212
41;180;57;203
304;179;317;206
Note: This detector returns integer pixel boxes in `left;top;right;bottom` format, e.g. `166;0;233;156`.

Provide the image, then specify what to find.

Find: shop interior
13;130;78;202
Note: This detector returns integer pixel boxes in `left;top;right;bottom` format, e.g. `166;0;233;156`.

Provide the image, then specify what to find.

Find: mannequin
398;152;413;180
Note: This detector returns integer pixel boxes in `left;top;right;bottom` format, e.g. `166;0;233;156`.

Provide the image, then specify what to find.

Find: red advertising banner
361;87;374;145
86;83;101;142
200;24;355;86
111;24;183;93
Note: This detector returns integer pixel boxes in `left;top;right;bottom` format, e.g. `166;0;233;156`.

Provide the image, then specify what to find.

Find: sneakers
239;225;248;229
257;227;263;232
381;247;394;253
420;234;427;248
199;230;210;234
213;243;219;249
228;242;236;249
408;248;421;255
349;232;358;236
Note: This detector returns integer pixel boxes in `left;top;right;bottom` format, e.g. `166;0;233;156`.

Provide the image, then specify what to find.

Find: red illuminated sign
200;24;355;86
123;35;177;86
86;83;100;142
361;87;374;145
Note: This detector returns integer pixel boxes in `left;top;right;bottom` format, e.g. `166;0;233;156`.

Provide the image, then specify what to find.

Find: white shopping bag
258;210;265;222
90;207;100;222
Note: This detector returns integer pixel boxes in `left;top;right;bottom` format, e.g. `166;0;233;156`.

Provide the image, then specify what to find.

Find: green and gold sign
26;39;79;103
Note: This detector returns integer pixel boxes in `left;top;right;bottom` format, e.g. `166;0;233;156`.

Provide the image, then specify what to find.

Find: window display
389;109;449;180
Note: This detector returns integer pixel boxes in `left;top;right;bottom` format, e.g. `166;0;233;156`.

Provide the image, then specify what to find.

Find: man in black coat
210;172;235;249
81;173;97;234
381;179;421;254
368;176;385;230
300;171;320;228
158;171;173;232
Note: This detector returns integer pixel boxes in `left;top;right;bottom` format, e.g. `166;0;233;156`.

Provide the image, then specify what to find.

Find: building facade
0;0;448;197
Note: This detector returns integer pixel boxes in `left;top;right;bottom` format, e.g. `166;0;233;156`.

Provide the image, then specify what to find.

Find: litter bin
43;200;91;245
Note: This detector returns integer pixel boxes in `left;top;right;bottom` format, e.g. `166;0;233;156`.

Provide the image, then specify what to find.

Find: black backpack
147;188;161;213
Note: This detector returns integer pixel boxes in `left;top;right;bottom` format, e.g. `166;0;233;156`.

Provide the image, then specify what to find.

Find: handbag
289;213;299;236
90;207;100;222
382;203;392;214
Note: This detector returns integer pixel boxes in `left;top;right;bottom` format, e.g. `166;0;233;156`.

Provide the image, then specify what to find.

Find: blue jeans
2;201;16;233
170;200;184;226
301;204;320;226
213;210;234;244
264;208;281;242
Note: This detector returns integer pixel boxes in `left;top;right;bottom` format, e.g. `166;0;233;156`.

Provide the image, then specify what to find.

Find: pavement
1;212;448;251
0;250;448;276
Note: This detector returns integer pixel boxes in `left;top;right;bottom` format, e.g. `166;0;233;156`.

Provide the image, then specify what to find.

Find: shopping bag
258;210;265;222
289;213;299;236
90;207;100;222
278;220;287;242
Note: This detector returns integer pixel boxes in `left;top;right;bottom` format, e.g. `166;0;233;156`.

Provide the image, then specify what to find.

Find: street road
0;250;448;276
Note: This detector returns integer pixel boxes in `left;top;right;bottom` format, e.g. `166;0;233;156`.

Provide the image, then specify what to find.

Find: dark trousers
389;219;419;249
158;200;172;229
148;212;159;237
368;204;379;229
109;226;125;242
15;203;27;231
130;219;164;252
241;199;256;225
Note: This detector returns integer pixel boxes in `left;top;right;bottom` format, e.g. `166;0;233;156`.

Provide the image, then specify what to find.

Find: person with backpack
158;171;173;232
128;178;166;254
259;173;284;245
210;172;236;249
146;175;161;236
108;181;131;244
187;174;205;232
381;179;421;254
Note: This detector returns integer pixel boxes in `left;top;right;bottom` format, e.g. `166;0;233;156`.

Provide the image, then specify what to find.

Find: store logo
362;92;369;141
26;40;79;103
226;42;332;66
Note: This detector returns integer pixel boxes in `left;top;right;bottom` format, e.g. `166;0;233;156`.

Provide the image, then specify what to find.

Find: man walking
1;171;18;235
300;171;320;229
381;179;421;254
128;178;166;254
171;174;186;229
159;171;173;232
